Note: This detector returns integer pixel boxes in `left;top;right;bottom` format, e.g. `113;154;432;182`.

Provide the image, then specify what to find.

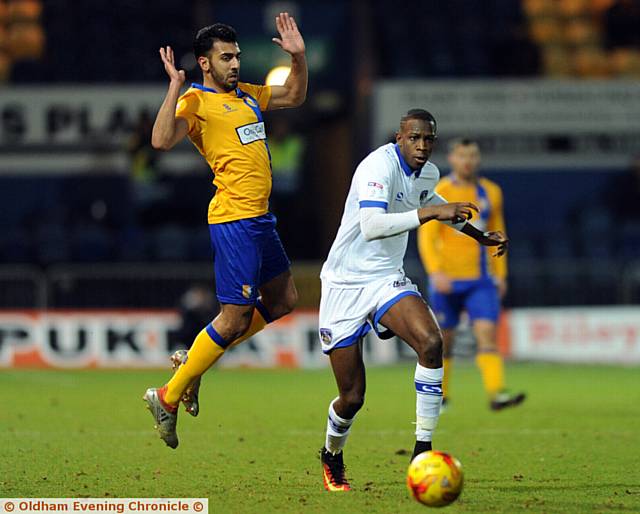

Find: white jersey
321;143;447;286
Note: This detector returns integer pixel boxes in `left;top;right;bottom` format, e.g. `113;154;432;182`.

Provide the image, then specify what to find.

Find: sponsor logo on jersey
236;121;266;145
242;284;254;299
319;328;333;345
222;103;237;113
396;192;404;201
420;190;429;203
368;181;384;189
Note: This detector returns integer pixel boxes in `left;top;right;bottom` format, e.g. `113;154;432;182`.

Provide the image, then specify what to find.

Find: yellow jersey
176;82;273;224
418;175;507;281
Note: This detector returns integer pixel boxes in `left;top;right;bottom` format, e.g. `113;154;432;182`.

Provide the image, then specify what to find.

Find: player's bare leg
258;269;297;322
378;295;444;460
473;319;525;411
320;343;366;491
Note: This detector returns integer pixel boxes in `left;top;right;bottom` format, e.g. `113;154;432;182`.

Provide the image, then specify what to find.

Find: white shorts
318;273;422;354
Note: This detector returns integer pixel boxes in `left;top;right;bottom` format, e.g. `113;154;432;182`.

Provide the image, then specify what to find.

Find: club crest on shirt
319;328;333;344
242;284;254;299
420;190;429;203
243;97;258;108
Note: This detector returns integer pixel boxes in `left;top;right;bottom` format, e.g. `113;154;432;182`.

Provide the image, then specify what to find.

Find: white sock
325;398;355;454
415;363;444;442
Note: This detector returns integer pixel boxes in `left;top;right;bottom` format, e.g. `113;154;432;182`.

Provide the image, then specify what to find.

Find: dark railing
0;259;638;310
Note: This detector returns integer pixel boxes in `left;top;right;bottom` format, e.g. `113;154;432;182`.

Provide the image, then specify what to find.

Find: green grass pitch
1;363;639;513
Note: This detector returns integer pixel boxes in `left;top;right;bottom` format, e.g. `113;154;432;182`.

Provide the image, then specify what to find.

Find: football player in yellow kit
418;138;525;411
143;14;307;448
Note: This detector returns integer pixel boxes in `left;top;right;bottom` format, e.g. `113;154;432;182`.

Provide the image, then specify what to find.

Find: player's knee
216;312;253;342
280;287;298;317
416;331;443;363
341;390;365;415
269;287;298;320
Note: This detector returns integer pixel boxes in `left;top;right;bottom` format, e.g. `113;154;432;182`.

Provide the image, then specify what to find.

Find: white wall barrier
1;307;639;368
507;307;640;364
0;310;408;369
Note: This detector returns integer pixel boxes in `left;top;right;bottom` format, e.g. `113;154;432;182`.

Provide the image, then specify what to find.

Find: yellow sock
475;352;505;398
165;328;225;405
443;357;452;399
164;308;269;405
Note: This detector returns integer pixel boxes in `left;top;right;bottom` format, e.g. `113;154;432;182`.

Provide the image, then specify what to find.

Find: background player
318;110;508;491
143;14;307;448
417;138;525;411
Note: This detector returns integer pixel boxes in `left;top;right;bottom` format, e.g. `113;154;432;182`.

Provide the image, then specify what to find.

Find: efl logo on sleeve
236;122;266;145
366;181;386;199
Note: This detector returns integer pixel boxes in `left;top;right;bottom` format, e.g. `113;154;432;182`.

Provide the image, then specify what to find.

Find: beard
211;69;237;92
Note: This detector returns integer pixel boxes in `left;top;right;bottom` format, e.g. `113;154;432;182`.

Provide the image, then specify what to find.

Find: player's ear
395;131;401;144
197;56;210;72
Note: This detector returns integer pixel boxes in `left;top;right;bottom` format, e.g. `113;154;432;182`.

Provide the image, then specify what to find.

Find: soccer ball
407;451;464;507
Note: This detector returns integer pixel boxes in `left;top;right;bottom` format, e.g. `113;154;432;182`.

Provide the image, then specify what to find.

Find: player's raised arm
151;46;190;150
267;12;308;110
420;194;508;256
359;197;478;242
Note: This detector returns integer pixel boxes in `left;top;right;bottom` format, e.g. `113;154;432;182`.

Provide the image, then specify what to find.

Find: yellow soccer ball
407;451;464;507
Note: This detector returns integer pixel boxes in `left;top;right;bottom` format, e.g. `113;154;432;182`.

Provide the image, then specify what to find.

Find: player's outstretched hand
482;230;509;257
272;12;305;56
159;46;185;85
430;202;479;224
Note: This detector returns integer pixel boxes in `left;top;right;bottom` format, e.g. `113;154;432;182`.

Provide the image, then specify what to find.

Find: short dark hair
400;109;437;133
448;137;479;153
193;23;237;58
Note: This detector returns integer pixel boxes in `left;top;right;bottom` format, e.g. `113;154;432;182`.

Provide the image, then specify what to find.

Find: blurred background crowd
1;0;640;313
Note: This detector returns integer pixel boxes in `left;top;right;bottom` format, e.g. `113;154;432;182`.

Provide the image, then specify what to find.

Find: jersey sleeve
487;183;508;279
175;90;203;137
238;82;272;111
355;156;393;211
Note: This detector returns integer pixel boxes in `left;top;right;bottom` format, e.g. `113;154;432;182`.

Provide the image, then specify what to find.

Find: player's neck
202;76;232;94
452;172;476;186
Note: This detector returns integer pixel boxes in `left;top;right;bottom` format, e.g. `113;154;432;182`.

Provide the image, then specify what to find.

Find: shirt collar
191;83;241;96
394;143;422;177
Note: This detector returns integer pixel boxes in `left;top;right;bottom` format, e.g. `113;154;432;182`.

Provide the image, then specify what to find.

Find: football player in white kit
318;109;508;491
